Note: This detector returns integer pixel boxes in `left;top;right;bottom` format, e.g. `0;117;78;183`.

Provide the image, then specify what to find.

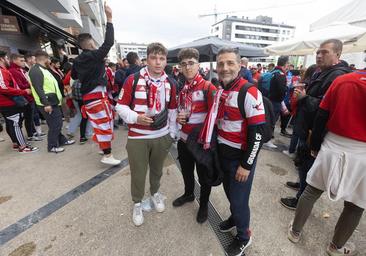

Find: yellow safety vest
31;66;62;106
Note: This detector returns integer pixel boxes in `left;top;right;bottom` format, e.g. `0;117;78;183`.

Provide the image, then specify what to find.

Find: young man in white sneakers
71;2;120;165
116;42;177;226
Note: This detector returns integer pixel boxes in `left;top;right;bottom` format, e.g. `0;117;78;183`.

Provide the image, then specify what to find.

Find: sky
107;0;355;48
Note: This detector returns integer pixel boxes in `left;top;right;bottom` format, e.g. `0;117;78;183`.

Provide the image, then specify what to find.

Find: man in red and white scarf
200;48;266;256
116;42;177;227
172;48;217;223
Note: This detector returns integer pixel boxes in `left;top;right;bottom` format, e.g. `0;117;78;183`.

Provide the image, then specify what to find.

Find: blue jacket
239;66;254;83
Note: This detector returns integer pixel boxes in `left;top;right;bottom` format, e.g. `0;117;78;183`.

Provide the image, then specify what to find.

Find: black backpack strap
166;76;178;103
129;72;141;107
237;82;254;119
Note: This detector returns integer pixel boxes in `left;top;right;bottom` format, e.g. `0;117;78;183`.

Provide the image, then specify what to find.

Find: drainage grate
169;146;236;256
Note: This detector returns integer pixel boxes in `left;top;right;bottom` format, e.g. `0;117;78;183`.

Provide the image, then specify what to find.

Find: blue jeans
221;157;257;241
271;101;282;124
68;100;93;137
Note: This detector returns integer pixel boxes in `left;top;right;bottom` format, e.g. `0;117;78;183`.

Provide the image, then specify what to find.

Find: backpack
258;69;282;97
237;83;275;143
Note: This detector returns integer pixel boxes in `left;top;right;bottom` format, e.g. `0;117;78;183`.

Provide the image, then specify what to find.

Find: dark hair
10;53;24;61
122;58;127;62
268;63;275;68
141;58;146;62
77;33;93;48
217;47;241;63
108;62;116;68
34;50;49;58
0;51;7;58
24;52;35;60
257;63;262;67
50;57;60;64
126;52;139;65
147;42;168;57
277;55;289;66
320;39;343;55
178;48;199;62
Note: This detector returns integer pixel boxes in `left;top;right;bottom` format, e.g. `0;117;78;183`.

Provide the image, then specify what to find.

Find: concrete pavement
0;125;365;256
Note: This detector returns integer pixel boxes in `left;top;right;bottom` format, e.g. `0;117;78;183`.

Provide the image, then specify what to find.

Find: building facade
0;0;112;59
117;43;148;59
210;15;295;48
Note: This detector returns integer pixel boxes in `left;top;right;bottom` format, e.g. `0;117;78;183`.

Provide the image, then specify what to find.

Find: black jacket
71;23;114;95
294;62;351;139
269;67;287;102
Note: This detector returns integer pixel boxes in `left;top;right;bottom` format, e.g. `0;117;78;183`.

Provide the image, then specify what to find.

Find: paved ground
0;124;365;256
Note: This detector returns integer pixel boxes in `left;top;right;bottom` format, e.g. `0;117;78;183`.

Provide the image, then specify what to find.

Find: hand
311;150;318;158
177;112;188;125
24;88;32;95
104;1;112;22
136;114;153;126
235;165;250;183
295;88;306;99
44;105;52;114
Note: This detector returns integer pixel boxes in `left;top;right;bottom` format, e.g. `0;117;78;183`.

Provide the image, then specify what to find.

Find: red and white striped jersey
179;80;217;141
117;73;177;139
217;79;266;150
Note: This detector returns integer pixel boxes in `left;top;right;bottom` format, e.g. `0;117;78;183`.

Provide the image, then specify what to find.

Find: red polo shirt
320;71;366;142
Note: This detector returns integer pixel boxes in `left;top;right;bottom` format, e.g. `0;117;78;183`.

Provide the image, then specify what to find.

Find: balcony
28;0;70;13
52;0;82;28
81;15;103;46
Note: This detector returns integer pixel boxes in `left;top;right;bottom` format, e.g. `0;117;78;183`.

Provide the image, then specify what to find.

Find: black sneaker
219;218;236;232
172;194;195;207
280;197;298;210
226;236;252;256
196;205;208;223
80;137;88;144
280;129;292;138
285;181;300;191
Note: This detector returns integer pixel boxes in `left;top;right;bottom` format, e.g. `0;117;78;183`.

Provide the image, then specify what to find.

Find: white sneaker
49;147;65;153
326;242;358;256
263;141;278;149
282;150;296;159
101;155;121;165
151;192;165;213
132;203;144;226
0;137;5;142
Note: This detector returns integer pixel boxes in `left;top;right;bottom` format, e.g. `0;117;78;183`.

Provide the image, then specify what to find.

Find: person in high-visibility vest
29;50;75;153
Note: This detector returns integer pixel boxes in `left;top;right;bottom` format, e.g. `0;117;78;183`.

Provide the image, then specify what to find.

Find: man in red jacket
0;51;38;153
9;53;43;142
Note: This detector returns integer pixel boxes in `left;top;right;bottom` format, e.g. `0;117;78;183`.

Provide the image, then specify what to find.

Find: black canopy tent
168;36;268;78
168;36;268;62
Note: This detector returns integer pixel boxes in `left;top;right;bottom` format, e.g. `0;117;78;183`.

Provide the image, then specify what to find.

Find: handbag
12;95;29;107
151;107;168;129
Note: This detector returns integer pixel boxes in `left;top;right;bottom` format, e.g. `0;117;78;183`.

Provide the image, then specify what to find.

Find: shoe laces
154;193;162;204
134;204;142;215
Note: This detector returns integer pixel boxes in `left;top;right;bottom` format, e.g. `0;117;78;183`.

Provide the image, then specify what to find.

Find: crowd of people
1;2;365;256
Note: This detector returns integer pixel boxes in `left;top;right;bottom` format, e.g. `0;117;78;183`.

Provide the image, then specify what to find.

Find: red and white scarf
198;76;241;149
178;73;204;114
141;67;168;113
